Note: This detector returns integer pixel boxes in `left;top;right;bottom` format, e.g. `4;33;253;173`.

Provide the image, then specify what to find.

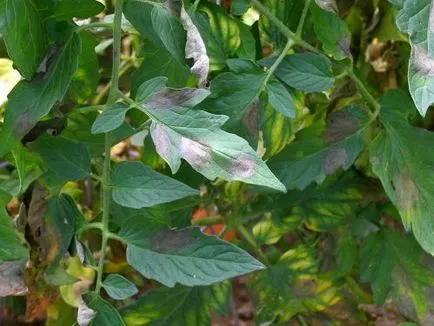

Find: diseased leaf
190;2;241;70
137;80;286;192
260;53;335;92
0;0;48;79
269;105;370;190
260;98;293;158
180;6;209;87
48;0;105;21
370;90;434;254
0;192;27;264
0;32;81;156
0;261;27;297
111;162;198;209
91;103;130;134
393;0;434;115
311;3;351;60
261;172;363;232
121;282;230;326
102;275;138;301
198;59;266;134
360;228;434;310
119;218;265;287
315;0;338;14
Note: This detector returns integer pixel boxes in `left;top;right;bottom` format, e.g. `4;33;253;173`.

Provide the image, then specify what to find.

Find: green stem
191;215;224;226
296;0;311;39
263;38;295;86
235;224;270;266
95;0;124;294
348;70;381;119
191;0;201;11
250;0;319;53
76;22;114;32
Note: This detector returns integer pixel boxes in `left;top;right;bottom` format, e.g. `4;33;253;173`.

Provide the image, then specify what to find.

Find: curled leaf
77;298;96;326
315;0;338;14
180;6;209;87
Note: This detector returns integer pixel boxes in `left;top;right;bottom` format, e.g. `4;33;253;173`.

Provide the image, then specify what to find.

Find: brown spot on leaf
151;124;171;158
315;0;338;13
393;169;419;214
242;100;260;138
227;154;256;179
151;228;195;253
322;148;347;174
323;111;360;143
338;36;352;57
180;136;212;170
412;46;434;77
146;88;200;109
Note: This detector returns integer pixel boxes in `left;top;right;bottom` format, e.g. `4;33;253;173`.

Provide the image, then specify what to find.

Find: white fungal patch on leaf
77;298;96;326
394;169;419;215
412;45;434;76
322;148;347;175
315;0;338;14
429;1;434;32
180;7;209;88
151;124;171;157
0;262;27;297
227;154;256;179
180;136;212;170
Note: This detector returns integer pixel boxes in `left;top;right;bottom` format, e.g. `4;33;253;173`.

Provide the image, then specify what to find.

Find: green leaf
69;31;100;104
111;162;198;209
0;192;27;264
261;53;335;92
232;0;250;16
124;0;186;64
131;40;191;96
370;90;434;254
0;0;48;79
61;112;135;156
392;0;434;115
121;283;230;325
269;105;370;190
310;2;351;60
266;78;296;118
190;3;241;70
360;230;394;304
0;32;81;156
102;274;138;301
49;0;104;21
83;292;126;326
91;103;130;134
139;84;286;192
119;218;265;287
30;134;91;181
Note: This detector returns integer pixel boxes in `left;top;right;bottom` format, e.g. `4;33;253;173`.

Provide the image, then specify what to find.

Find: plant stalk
250;0;319;53
348;71;381;119
95;0;124;294
235;224;270;266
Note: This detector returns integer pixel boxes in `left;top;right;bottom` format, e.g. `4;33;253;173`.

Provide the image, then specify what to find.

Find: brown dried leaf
0;262;27;297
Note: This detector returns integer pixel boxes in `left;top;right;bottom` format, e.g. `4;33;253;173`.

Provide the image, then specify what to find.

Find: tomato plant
1;0;434;324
